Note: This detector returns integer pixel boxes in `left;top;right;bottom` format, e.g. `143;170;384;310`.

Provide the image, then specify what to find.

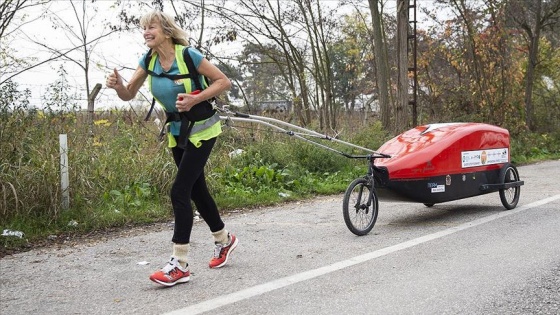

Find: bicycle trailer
373;123;523;208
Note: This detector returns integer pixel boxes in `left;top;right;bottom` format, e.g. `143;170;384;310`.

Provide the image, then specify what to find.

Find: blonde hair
140;11;189;46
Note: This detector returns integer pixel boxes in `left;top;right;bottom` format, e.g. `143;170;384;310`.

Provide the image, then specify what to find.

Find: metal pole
59;134;69;210
408;0;418;126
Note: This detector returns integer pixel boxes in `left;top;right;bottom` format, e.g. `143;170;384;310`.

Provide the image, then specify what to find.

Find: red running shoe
209;233;239;268
149;256;190;286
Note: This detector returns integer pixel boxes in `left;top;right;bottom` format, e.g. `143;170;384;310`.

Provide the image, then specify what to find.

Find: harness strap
182;47;203;91
144;66;195;81
159;112;220;147
144;98;156;122
179;120;195;148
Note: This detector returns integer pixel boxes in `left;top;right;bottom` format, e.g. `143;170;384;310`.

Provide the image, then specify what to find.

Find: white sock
172;243;189;269
212;228;229;245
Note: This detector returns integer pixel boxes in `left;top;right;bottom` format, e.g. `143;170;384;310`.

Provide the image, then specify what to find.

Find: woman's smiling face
143;20;167;48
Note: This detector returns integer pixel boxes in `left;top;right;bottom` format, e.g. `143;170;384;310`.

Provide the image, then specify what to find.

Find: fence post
59;134;70;210
88;83;102;128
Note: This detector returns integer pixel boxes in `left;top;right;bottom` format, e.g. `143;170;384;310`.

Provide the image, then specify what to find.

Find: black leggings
170;137;224;244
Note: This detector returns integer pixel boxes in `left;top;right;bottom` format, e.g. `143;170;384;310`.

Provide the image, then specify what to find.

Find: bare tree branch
1;29;116;86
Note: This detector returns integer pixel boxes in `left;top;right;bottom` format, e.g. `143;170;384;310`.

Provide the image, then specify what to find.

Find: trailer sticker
431;185;445;193
445;175;451;186
461;148;508;168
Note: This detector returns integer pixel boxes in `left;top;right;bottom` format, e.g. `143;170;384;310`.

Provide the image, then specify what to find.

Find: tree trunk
368;0;391;130
524;0;542;131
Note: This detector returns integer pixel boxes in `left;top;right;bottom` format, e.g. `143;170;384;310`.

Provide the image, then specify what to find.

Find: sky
5;0;433;110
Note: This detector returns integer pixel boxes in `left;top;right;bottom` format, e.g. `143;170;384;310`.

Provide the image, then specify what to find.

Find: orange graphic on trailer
481;150;487;165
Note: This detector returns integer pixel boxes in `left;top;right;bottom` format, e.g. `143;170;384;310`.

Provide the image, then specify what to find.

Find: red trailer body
373;123;514;204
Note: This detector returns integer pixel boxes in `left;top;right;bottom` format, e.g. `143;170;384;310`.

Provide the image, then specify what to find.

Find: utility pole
408;0;418;127
396;0;409;132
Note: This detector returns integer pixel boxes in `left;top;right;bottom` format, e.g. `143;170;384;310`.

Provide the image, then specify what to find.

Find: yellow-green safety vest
146;44;221;148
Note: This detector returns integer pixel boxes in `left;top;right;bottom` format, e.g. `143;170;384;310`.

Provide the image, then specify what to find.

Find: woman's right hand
106;68;123;89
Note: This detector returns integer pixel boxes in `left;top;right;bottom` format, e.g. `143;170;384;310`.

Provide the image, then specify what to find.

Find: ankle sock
212;228;229;245
172;243;190;269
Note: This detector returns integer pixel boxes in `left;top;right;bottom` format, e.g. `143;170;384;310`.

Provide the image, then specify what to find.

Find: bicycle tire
342;177;378;236
499;163;521;210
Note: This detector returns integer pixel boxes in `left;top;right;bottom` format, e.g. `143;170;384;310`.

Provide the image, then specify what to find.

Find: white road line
164;194;560;315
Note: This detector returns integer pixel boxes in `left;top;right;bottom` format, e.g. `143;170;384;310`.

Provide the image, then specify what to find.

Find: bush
510;131;560;164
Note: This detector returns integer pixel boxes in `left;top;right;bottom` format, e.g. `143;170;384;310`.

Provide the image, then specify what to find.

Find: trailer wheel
499;163;521;210
343;178;378;236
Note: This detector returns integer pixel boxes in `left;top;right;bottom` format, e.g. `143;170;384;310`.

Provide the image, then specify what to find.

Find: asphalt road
1;160;559;315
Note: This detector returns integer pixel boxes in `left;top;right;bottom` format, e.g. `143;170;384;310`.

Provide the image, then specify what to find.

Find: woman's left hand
176;93;197;112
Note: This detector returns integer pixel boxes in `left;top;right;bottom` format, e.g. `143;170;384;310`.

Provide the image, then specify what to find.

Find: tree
368;0;392;130
42;65;80;113
37;1;118;121
506;0;560;131
204;0;339;128
0;0;49;39
330;13;375;113
417;0;527;130
530;37;560;132
295;0;340;130
1;0;120;127
237;43;291;106
0;0;49;85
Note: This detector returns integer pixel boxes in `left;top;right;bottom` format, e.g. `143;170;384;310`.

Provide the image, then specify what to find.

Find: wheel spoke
343;178;379;235
499;164;521;210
